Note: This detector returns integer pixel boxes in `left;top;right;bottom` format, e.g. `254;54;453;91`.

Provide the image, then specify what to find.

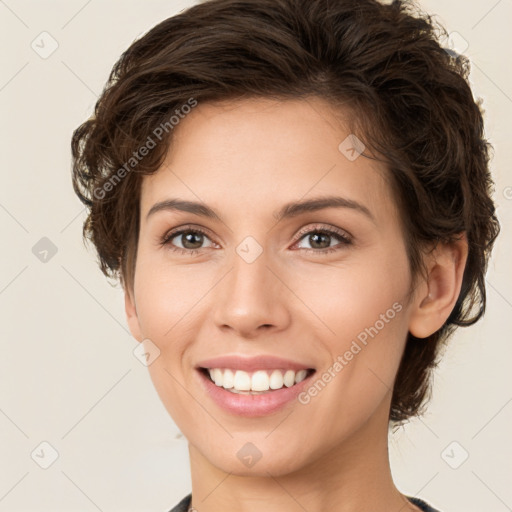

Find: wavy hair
71;0;500;423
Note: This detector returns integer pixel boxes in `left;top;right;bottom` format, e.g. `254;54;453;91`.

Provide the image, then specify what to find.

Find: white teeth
212;368;223;386
295;369;308;384
269;369;284;390
251;370;270;391
283;370;295;387
205;368;312;392
222;369;234;389
233;370;251;391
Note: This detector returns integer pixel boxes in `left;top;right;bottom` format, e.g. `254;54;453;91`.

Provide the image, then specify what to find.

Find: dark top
168;493;442;511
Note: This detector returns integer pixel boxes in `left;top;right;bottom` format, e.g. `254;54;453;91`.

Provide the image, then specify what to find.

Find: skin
124;97;468;512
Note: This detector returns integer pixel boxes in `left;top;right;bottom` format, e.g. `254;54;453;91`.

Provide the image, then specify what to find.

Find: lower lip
196;369;315;417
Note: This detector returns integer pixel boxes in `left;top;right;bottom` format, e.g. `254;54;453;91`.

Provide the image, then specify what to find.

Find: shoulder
167;493;192;512
408;495;443;512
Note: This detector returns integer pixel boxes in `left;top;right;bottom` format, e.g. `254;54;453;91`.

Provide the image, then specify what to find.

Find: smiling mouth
199;367;316;394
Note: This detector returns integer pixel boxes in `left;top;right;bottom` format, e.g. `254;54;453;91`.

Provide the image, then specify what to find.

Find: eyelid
292;223;352;244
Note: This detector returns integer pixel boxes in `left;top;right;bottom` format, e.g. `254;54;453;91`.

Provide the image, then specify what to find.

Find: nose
212;246;291;339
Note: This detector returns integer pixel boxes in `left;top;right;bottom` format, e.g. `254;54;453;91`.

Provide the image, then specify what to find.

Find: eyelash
159;223;352;256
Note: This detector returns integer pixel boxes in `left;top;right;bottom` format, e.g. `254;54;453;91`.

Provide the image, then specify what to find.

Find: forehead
139;97;397;226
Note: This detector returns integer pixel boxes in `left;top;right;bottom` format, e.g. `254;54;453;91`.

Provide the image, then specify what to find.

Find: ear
124;285;144;342
408;233;468;339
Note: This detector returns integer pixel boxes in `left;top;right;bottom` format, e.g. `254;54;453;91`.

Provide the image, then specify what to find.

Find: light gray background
0;1;511;511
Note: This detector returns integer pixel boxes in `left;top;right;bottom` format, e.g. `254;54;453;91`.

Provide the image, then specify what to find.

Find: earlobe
124;286;144;342
408;233;468;339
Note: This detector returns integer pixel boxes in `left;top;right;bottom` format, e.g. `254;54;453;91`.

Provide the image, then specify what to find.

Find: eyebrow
145;195;375;224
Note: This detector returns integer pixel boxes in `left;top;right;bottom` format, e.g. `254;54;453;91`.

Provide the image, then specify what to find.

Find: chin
189;435;311;477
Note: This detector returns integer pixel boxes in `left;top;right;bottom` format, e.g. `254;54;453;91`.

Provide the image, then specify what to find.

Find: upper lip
196;354;315;372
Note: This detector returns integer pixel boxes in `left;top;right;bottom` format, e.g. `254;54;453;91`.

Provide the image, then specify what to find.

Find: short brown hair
71;0;500;424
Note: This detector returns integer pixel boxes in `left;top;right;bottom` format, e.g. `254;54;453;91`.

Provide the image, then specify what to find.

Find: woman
70;0;500;510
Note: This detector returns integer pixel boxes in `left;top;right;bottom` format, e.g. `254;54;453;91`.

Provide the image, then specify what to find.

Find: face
125;97;417;476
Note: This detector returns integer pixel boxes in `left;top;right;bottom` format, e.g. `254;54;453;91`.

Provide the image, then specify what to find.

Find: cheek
132;252;213;343
286;266;409;443
131;256;205;423
292;249;410;341
290;247;411;399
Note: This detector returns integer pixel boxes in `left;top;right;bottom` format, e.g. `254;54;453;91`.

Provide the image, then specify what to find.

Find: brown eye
160;227;216;254
306;232;332;249
175;231;205;249
293;226;352;255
